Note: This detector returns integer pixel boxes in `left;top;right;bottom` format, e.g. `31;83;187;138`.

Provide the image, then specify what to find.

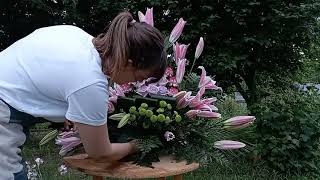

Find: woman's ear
125;59;136;71
128;59;134;64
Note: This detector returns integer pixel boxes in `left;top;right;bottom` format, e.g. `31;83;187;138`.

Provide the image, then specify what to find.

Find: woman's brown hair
94;11;167;81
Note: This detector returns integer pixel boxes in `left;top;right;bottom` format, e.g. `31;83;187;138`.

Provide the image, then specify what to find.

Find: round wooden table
64;154;199;180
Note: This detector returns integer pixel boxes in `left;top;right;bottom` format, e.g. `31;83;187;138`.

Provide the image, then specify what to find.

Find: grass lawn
22;127;314;180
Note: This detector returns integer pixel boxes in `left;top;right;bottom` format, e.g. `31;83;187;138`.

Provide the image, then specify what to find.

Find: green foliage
253;89;320;174
2;0;319;107
295;43;320;83
217;96;249;120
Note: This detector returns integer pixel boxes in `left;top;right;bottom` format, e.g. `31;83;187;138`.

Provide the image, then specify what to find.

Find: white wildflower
164;131;175;141
58;164;68;175
35;158;44;166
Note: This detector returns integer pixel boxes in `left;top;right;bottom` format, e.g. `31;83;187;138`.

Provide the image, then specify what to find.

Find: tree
1;0;319;109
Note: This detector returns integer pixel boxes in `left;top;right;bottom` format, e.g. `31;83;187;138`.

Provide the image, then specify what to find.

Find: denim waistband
0;99;47;127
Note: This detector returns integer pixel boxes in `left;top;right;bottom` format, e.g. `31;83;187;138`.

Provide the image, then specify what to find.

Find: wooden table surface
64;154;199;179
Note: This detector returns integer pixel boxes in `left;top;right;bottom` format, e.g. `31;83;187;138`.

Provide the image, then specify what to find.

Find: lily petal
176;59;186;83
214;140;246;150
185;110;200;119
145;7;154;26
197;110;221;119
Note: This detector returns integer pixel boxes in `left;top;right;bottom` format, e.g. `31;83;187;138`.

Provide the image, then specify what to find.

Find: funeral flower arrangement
41;8;255;166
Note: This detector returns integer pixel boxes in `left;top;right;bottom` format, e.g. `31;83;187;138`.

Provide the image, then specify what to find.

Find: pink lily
189;87;206;108
168;77;178;87
58;131;78;139
168;87;179;96
173;91;187;101
214;140;246;150
165;67;174;77
202;97;217;105
185;110;200;119
224;116;255;129
138;7;154;26
108;101;115;113
109;96;118;103
56;136;82;156
208;104;219;111
109;87;117;96
195;37;204;59
176;59;186;83
169;18;186;43
195;103;214;111
109;85;125;97
120;83;133;93
198;66;220;90
177;91;193;109
197;110;221;119
174;42;190;65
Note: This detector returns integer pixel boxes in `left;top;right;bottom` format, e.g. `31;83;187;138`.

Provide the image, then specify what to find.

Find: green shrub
217;96;249;120
253;89;320;174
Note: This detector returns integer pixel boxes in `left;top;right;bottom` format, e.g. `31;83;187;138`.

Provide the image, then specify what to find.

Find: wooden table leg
173;174;183;180
92;175;104;180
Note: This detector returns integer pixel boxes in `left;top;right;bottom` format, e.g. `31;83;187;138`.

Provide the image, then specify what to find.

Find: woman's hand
73;121;135;161
128;139;140;154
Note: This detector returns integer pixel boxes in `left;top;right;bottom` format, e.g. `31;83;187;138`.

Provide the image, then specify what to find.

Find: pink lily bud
197;110;221;119
195;37;204;59
224;116;255;129
176;59;186;83
185;110;200;119
169;18;186;43
214;140;246;150
177;91;192;109
138;7;154;26
174;42;190;65
173;91;187;101
108;101;115;113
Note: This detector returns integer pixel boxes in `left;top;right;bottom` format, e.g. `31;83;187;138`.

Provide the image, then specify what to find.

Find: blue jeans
0;99;47;180
13;161;28;180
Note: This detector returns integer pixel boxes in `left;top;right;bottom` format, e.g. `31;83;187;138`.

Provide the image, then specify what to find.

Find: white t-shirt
0;25;109;126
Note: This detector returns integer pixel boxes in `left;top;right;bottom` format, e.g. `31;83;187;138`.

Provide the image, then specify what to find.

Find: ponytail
94;11;134;78
94;11;167;81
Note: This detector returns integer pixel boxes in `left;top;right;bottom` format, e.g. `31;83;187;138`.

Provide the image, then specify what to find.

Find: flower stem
37;165;43;180
188;58;197;76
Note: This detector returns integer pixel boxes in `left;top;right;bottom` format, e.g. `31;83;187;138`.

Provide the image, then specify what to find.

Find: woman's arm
74;122;136;161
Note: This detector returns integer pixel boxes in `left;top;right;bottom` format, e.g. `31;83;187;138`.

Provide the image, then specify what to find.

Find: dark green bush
1;0;320;108
253;89;320;173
